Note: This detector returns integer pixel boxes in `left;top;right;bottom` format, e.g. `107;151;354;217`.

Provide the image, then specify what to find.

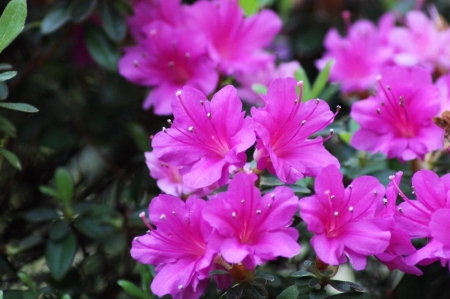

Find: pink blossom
203;172;300;269
185;0;282;76
299;165;390;270
316;14;394;93
436;73;450;114
251;77;339;184
118;21;218;114
350;66;443;162
389;170;450;267
236;61;300;106
131;195;216;299
151;85;255;188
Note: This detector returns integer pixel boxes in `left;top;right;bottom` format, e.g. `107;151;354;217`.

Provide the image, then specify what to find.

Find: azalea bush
2;0;450;299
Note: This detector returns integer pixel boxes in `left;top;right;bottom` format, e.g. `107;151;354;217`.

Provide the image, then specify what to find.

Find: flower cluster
119;0;282;114
318;10;450;93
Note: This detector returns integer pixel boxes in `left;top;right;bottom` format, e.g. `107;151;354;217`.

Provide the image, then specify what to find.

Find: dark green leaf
0;115;17;137
295;67;311;101
260;175;284;187
328;281;364;293
39;185;60;199
308;278;320;288
101;0;126;42
41;6;70;34
0;148;22;170
325;293;378;299
6;235;42;255
311;60;333;99
17;272;36;291
277;285;300;299
310;289;327;299
24;207;60;222
245;284;268;299
291;270;315;278
210;269;230;276
0;81;8;100
50;219;70;240
84;24;120;71
0;102;39;112
0;0;27;53
61;294;72;299
291;185;310;194
68;0;97;22
3;290;35;299
117;280;147;299
55;167;74;203
74;217;114;240
0;63;12;71
45;229;77;280
226;285;244;299
127;122;151;152
0;71;17;81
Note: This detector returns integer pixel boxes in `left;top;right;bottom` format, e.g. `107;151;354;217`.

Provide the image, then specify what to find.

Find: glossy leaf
6;235;42;255
17;272;36;291
0;82;8;100
50;219;70;241
0;0;27;53
84;24;119;71
0;102;38;112
227;285;244;299
277;285;300;299
310;289;327;299
55;167;74;203
41;6;70;34
311;60;333;99
117;280;147;299
0;115;16;137
0;148;22;170
45;228;77;280
328;281;364;293
101;0;126;42
291;270;315;278
24;207;60;222
0;71;17;82
39;185;60;199
68;0;97;22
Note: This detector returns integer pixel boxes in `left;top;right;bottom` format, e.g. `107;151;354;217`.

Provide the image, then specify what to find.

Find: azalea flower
203;172;300;269
350;66;444;162
151;85;255;188
389;170;450;268
299;164;391;270
118;21;218;114
185;0;282;76
251;77;339;184
131;195;216;299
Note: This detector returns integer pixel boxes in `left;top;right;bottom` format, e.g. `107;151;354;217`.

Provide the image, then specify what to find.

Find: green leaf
277;285;300;299
0;115;17;137
226;285;244;299
45;228;77;280
0;63;12;71
17;272;36;291
239;0;259;15
311;60;333;99
101;0;126;42
0;102;38;112
41;6;70;34
0;0;27;53
0;71;17;81
310;289;327;299
39;185;60;199
84;24;120;71
325;293;378;299
61;294;72;299
117;280;147;299
24;207;60;222
0;81;8;100
74;217;114;240
291;270;315;278
68;0;97;22
328;280;364;293
294;67;311;101
0;148;21;170
127;123;150;152
251;83;268;96
55;167;74;203
0;290;2;299
6;235;42;255
50;219;70;241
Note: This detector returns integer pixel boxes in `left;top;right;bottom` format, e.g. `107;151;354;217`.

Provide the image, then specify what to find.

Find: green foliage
68;0;98;22
84;23;120;71
45;227;77;280
41;6;70;34
0;0;27;53
117;280;149;299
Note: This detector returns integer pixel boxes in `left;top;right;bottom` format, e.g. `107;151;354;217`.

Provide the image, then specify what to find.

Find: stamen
334;211;339;217
178;285;183;290
377;108;381;115
207;112;211;118
168;61;174;68
271;193;275;199
150;29;157;36
241;200;245;204
172;211;176;215
175;90;182;97
162;127;167;132
133;60;139;67
185;52;190;59
267;204;271;208
256;210;261;214
348;184;353;189
348;206;354;212
167;119;172;124
188;126;194;132
383;198;388;205
139;212;154;230
301;120;306;126
373;190;377;195
330;195;335;199
232;212;236;218
160;214;166;220
200;100;204;105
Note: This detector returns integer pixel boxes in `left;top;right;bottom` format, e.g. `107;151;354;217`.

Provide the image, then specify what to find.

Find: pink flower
316;14;394;93
350;66;444;162
185;0;282;76
203;172;300;269
118;21;218;114
389;170;450;268
251;77;339;184
299;165;390;270
151;85;255;188
131;195;216;299
436;73;450;114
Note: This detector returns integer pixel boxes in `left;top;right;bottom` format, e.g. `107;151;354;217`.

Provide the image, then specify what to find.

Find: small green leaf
0;115;17;137
226;285;244;299
0;102;38;112
55;167;74;203
0;82;8;100
0;290;3;299
277;285;300;299
50;219;70;241
39;185;60;199
0;71;17;81
309;289;327;299
127;123;150;152
84;24;120;71
74;217;114;240
0;0;27;53
328;280;364;293
45;228;77;280
251;83;268;96
68;0;97;22
0;63;12;71
239;0;259;15
6;235;42;255
117;280;147;299
17;272;36;291
41;6;70;34
101;0;126;42
291;270;315;278
0;148;21;170
61;294;72;299
308;278;320;288
294;67;311;101
24;207;60;222
311;60;334;99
